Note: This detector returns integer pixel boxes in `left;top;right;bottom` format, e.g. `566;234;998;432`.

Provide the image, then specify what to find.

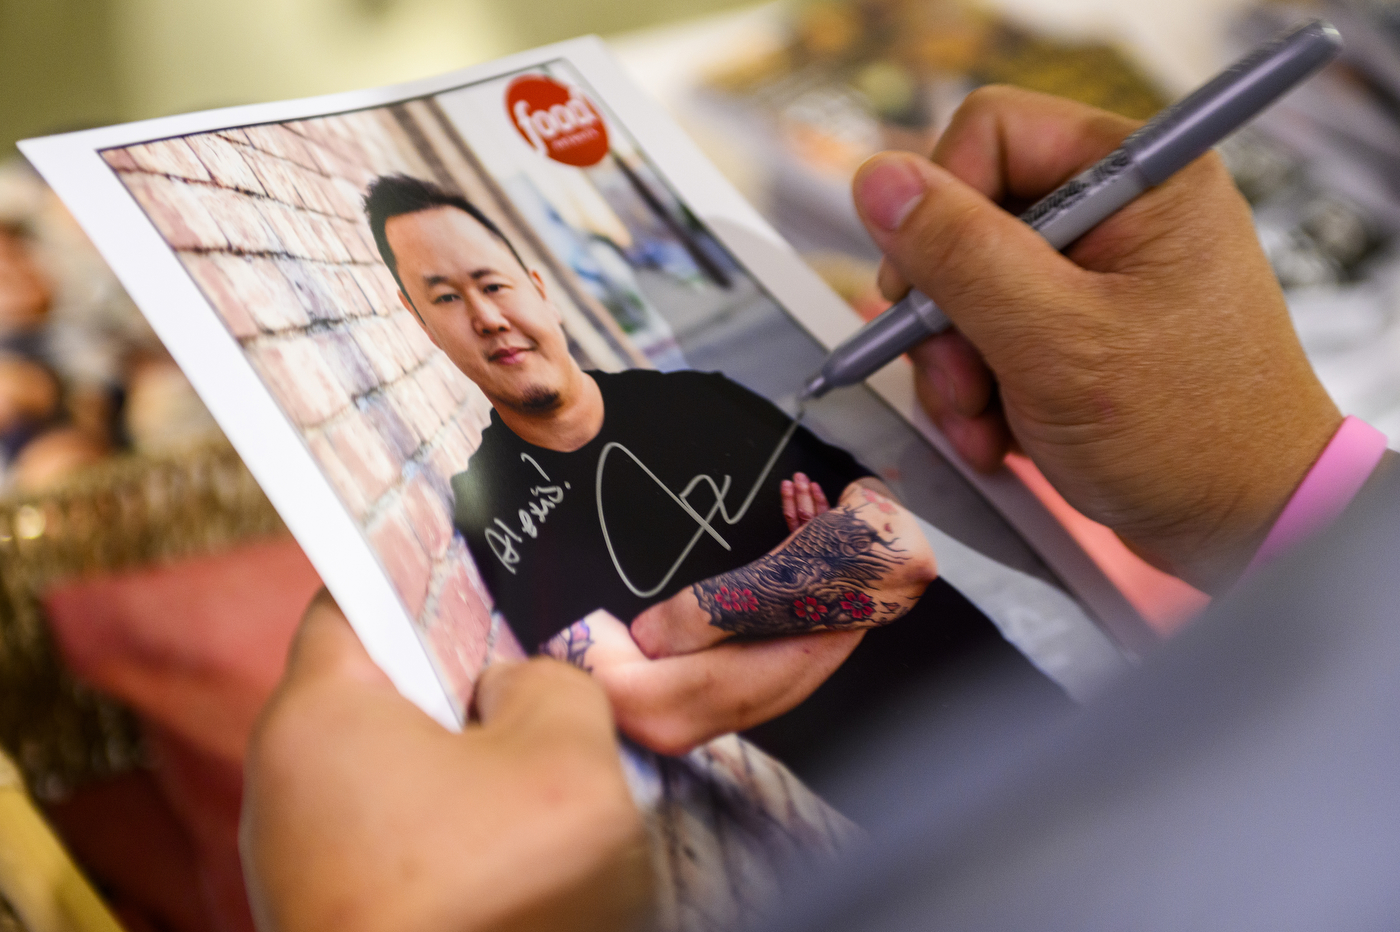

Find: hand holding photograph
21;39;1143;930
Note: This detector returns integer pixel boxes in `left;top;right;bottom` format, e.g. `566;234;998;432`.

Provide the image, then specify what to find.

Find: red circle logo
505;75;610;168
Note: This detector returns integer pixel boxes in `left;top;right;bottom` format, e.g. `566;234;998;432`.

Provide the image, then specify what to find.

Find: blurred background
2;0;1399;499
1;2;1399;931
0;0;1264;157
0;0;775;152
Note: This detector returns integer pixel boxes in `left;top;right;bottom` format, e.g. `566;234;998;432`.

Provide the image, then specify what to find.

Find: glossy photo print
24;42;1132;930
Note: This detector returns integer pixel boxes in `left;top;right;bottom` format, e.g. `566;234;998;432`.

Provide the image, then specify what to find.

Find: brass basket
0;441;284;799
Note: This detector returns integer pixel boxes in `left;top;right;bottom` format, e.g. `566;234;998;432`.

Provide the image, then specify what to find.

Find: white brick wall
103;108;560;709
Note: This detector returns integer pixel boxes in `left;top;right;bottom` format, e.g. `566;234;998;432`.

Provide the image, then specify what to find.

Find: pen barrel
814;293;946;393
1021;155;1151;250
1020;21;1339;249
1124;19;1341;185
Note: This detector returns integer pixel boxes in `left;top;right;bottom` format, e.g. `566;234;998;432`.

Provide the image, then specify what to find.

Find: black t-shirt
454;369;1066;782
455;369;873;647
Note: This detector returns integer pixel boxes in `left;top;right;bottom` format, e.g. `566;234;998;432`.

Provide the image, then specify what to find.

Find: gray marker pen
799;18;1343;401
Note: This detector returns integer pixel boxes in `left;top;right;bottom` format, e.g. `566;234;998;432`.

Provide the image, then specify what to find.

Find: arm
630;478;937;658
545;610;863;757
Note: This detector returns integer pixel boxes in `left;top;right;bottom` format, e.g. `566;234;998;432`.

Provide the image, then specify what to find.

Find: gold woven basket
0;440;284;799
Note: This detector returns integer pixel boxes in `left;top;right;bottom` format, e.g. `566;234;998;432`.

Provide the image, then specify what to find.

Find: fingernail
857;155;927;231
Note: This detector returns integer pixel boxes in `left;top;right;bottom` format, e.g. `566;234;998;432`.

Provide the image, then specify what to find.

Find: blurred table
610;0;1257;101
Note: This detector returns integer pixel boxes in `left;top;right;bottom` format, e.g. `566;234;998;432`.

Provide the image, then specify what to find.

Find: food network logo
506;74;610;167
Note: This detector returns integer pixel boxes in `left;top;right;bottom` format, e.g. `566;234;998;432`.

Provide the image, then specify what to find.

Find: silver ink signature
484;452;569;575
595;413;805;598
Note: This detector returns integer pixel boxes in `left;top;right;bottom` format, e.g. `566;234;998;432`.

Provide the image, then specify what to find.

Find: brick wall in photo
100;109;611;711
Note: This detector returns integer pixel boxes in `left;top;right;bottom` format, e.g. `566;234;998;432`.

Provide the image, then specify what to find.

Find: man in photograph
363;173;1065;777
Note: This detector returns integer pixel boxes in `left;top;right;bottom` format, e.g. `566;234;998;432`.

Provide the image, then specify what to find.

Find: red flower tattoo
717;585;758;613
839;590;875;620
792;596;829;621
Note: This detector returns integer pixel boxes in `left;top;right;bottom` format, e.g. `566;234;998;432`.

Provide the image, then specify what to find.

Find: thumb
852;151;1080;352
473;657;616;745
280;589;396;693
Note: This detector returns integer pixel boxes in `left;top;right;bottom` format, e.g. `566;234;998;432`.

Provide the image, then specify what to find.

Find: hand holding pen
803;19;1341;404
845;45;1345;593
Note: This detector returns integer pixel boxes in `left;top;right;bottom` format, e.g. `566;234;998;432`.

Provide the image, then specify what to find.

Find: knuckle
909;198;986;278
938;85;1012;151
957;84;1018;119
1084;109;1142;146
509;654;589;693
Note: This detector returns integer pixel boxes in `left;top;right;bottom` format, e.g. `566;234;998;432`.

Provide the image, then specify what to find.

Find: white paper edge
19;38;1152;728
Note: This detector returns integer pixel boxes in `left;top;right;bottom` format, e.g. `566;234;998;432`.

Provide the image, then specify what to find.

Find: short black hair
362;174;527;297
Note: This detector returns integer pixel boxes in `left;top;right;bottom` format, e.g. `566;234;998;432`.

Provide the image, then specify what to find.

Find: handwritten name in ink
485;453;569;574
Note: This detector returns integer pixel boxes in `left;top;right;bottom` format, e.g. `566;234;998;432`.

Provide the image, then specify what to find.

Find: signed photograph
22;42;1134;929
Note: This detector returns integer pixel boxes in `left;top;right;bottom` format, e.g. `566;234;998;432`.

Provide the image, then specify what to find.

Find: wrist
629;589;716;658
1140;406;1346;595
1238;416;1391;578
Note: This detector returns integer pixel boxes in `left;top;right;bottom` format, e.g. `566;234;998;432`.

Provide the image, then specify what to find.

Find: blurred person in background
0;161;221;492
0;206;106;489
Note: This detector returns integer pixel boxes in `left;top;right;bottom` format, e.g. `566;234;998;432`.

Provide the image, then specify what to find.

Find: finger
243;592;429;866
473;657;615;745
928;85;1217;283
907;330;995;419
912;339;952;427
944;411;1014;473
247;591;406;797
281;590;395;693
938;331;995;418
876;258;910;303
910;354;1012;471
931;85;1139;204
793;472;816;524
852;150;1079;356
812;481;830;515
781;479;798;532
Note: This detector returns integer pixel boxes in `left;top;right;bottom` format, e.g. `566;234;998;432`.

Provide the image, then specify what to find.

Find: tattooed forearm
691;494;927;636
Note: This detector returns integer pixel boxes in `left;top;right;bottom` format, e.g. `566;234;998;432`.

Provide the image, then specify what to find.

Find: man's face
386;207;574;414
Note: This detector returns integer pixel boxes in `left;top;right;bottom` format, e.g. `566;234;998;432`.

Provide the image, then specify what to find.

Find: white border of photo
20;37;1149;726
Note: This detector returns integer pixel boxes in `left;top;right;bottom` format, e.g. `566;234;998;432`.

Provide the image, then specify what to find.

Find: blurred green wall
1;0;123;155
2;0;756;157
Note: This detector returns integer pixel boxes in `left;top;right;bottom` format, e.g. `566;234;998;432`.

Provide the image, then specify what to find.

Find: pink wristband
1243;415;1390;576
